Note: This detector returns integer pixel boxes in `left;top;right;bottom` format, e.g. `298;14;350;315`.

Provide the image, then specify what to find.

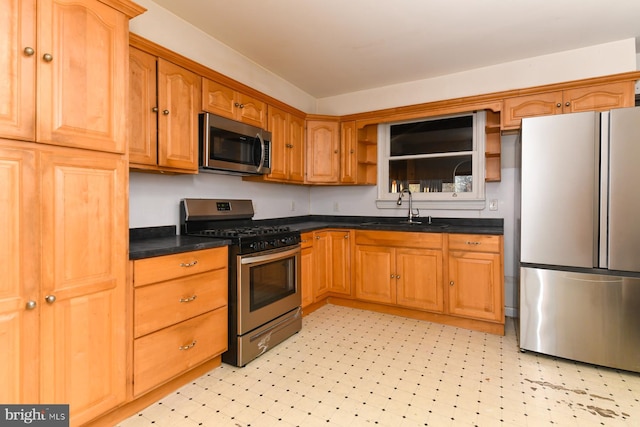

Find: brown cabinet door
501;91;563;129
312;231;331;300
39;146;127;425
288;113;306;183
447;250;503;322
0;0;36;141
0;141;39;404
328;231;351;296
266;106;288;180
354;245;395;304
306;120;340;183
301;245;314;308
129;47;158;166
157;59;200;172
202;78;236;120
340;121;357;183
563;81;635;113
236;92;266;128
37;0;128;153
396;248;443;312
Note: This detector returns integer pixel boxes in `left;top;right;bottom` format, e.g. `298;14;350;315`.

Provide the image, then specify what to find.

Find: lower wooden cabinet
354;231;443;312
447;234;504;322
313;230;352;300
0;140;128;425
300;232;315;308
131;247;228;396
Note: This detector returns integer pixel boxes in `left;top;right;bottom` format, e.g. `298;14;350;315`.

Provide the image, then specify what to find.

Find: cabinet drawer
448;234;501;253
300;232;314;249
134;268;228;338
355;230;443;249
133;246;228;286
133;307;228;396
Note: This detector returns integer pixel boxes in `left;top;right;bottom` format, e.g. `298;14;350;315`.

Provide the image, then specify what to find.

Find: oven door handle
239;245;300;265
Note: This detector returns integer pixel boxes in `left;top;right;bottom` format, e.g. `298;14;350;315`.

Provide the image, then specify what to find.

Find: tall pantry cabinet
0;0;145;425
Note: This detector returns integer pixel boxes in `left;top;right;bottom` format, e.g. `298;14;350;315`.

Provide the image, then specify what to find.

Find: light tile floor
118;305;640;427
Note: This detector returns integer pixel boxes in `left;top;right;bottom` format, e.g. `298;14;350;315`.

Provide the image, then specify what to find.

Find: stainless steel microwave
199;113;272;175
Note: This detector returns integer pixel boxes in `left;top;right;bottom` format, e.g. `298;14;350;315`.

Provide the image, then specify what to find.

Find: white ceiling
151;0;640;98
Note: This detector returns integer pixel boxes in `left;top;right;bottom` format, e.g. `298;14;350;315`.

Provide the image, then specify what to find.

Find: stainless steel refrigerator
519;107;640;373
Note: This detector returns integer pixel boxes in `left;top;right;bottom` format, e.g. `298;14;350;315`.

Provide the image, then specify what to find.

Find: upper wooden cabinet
129;46;201;173
340;121;357;184
202;78;266;128
502;81;635;130
0;0;139;153
263;105;305;183
305;118;341;183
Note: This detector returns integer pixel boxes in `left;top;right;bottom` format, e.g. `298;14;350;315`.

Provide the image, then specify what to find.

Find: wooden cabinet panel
502;82;635;129
313;230;352;300
157;59;201;171
0;141;38;404
306;119;340;183
563;82;635;113
129;47;158;166
263;105;305;183
133;307;228;396
396;248;443;312
448;251;503;322
202;78;265;128
134;269;228;338
0;0;36;141
37;0;129;153
39;146;127;425
133;247;227;287
354;245;395;304
301;245;314;308
340;121;356;183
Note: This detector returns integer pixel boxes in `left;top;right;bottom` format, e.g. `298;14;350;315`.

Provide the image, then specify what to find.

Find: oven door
237;245;301;335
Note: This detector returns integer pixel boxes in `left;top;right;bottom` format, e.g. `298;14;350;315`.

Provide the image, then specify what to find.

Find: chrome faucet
396;188;420;223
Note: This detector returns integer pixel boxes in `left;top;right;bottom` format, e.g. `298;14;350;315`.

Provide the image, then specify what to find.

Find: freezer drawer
520;267;640;373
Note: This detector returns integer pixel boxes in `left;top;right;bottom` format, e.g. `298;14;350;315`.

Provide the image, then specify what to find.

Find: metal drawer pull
179;341;197;351
180;260;198;267
179;295;197;303
465;241;481;245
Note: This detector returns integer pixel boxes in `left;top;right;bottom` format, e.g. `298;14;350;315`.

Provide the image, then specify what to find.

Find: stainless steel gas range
180;199;302;367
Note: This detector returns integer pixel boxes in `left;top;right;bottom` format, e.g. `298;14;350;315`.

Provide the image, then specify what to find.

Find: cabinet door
202;78;236;120
0;0;36;141
396;248;443;312
0;141;38;403
340;121;357;183
501;91;563;129
563;82;635;114
306;120;340;183
354;245;395;304
157;59;200;172
328;231;351;296
301;245;314;308
288;114;306;183
37;0;128;153
312;232;331;300
236;92;266;128
266;106;288;180
448;251;503;322
39;146;127;425
129;47;158;166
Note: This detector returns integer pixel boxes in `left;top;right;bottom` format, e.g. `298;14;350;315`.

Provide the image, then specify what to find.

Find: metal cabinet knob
556;103;562;108
239;104;244;108
344;234;349;239
26;300;37;310
24;47;35;56
42;53;53;62
449;281;454;286
162;109;169;115
152;107;158;113
390;274;395;279
334;150;339;153
234;102;240;107
565;102;571;107
45;295;56;304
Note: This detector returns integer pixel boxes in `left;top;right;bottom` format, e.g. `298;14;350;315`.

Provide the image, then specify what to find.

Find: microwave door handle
256;133;266;173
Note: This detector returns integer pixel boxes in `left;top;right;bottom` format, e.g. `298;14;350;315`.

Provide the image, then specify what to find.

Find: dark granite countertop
129;226;230;260
129;216;503;260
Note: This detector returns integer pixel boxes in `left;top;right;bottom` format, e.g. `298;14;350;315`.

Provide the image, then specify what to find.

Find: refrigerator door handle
599;112;609;269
